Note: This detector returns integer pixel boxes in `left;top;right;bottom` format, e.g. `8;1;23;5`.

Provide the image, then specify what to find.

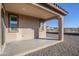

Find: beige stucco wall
5;13;46;43
18;15;39;40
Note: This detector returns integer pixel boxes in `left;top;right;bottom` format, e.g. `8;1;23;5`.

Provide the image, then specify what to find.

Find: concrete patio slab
0;39;62;56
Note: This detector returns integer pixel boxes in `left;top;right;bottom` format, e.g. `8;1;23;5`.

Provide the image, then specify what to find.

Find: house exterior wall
5;12;46;43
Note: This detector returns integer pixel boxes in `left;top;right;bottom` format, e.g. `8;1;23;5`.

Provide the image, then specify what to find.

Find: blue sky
47;3;79;28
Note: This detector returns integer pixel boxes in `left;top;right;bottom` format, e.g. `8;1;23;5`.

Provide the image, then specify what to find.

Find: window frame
8;13;19;33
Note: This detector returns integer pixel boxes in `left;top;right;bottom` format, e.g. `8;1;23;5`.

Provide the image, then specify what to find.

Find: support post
58;16;64;41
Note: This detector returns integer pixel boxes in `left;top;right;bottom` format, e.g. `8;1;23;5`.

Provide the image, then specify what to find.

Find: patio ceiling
4;3;56;20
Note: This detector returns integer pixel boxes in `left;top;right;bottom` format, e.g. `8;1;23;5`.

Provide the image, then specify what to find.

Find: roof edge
37;3;68;16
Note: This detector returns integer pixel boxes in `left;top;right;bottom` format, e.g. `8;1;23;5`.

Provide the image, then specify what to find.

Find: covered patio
0;3;68;55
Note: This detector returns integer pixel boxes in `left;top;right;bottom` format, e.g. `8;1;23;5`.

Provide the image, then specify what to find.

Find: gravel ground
26;33;79;56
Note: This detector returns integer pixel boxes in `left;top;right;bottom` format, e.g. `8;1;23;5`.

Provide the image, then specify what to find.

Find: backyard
26;33;79;56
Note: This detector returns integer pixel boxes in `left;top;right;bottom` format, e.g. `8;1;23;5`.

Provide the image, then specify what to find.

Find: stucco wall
18;15;39;40
5;13;46;43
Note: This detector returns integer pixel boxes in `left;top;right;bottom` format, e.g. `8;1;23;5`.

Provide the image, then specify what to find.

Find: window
8;14;18;32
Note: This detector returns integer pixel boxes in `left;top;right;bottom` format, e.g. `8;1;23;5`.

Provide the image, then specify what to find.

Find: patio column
0;3;2;54
58;16;64;41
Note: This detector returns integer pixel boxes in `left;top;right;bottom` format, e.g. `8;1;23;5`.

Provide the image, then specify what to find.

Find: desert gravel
26;33;79;56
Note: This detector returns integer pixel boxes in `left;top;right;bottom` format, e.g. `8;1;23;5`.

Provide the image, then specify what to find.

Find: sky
47;3;79;28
